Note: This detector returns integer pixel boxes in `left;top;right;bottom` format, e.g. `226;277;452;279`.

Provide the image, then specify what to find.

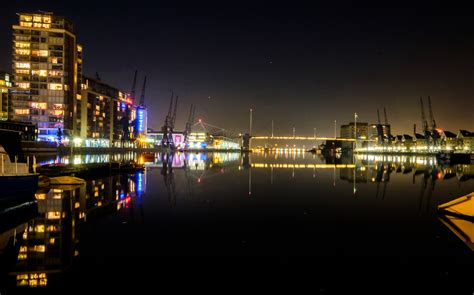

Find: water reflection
1;152;473;290
37;152;138;166
0;172;144;289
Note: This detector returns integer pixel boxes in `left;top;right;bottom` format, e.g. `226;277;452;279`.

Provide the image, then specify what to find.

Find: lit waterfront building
11;12;82;141
457;130;474;152
340;122;368;150
74;77;147;148
340;122;369;139
414;133;427;151
0;71;13;120
440;130;457;151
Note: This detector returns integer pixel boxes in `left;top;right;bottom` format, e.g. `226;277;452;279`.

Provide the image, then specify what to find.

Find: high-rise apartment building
11;12;81;141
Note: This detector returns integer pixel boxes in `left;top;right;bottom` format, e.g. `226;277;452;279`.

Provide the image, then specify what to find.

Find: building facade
0;71;13;120
74;77;146;148
11;12;81;141
457;130;474;152
340;122;369;139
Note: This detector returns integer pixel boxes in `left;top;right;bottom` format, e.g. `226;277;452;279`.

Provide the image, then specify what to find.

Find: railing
0;154;36;176
251;136;369;142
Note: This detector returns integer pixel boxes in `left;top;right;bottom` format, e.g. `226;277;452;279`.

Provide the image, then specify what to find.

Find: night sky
1;1;473;136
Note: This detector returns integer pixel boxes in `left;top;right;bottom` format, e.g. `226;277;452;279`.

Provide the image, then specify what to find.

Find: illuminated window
15;109;29;115
29;245;46;252
77;45;82;52
15;49;30;55
47;225;58;232
49;70;63;77
18;253;27;260
35;224;45;233
50;57;58;64
42;23;51;28
53;110;63;116
43;16;51;23
31;102;47;109
20;22;32;27
15;42;30;48
48;83;63;90
16;69;29;75
33;23;42;28
33;15;42;22
20;15;33;22
35;193;46;200
31;70;48;77
29;280;38;287
46;211;61;219
31;50;48;57
15;62;30;69
17;82;30;89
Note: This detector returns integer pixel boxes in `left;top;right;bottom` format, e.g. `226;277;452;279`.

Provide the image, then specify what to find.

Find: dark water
1;152;473;293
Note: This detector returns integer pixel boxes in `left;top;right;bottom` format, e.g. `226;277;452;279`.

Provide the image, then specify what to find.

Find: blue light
121;102;126;111
136;172;143;193
136;108;145;133
120;192;125;199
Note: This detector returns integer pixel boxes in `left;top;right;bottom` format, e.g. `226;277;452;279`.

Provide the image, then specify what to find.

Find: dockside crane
383;107;393;140
376;109;384;144
427;96;440;146
139;76;147;107
170;95;179;130
161;92;175;148
420;97;429;136
427;96;437;130
130;70;138;101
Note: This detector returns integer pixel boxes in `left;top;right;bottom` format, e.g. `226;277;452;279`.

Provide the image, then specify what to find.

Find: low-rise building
414;133;427;152
457;130;474;152
0;120;37;141
441;131;457;151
